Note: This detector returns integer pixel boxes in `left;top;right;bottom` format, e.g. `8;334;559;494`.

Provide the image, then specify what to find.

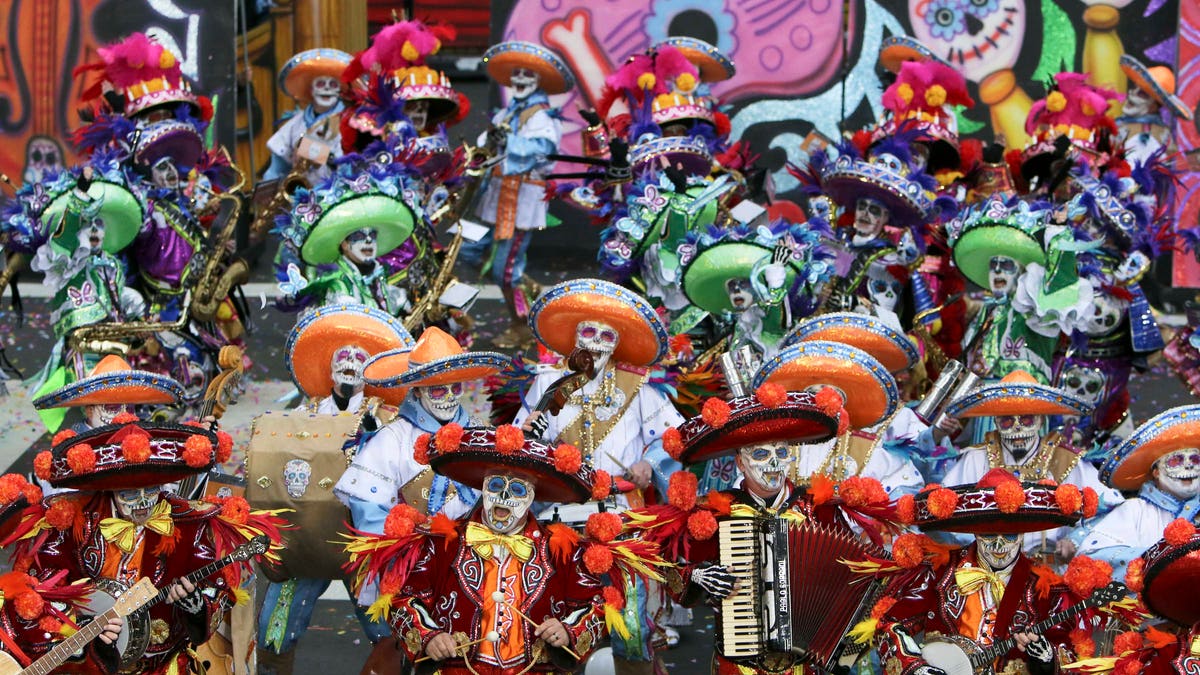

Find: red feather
547;522;580;564
428;513;459;550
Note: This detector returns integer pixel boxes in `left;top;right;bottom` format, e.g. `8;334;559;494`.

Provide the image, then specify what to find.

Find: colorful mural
1173;0;1200;287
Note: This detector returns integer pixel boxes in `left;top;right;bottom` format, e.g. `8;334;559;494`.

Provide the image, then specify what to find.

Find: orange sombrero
482;41;575;95
530;279;667;367
361;347;414;406
285;303;414;400
1120;55;1193;121
752;341;898;429
1100;405;1200;491
32;355;184;409
280;48;352;103
944;370;1088;419
391;327;508;388
654;37;735;83
781;312;919;375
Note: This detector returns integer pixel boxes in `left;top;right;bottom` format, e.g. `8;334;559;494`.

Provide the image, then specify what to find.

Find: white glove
764;263;786;290
691;564;738;599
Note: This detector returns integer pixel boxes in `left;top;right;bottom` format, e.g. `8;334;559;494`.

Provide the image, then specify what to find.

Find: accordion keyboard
718;518;763;658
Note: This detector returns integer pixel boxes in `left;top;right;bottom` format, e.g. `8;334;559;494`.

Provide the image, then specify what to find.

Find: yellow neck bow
99;499;174;554
955;566;1006;604
465;521;533;562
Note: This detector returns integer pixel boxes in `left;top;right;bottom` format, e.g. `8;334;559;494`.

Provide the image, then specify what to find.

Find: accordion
718;516;883;672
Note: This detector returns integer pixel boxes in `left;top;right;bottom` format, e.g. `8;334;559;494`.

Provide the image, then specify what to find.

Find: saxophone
249;158;313;243
190;192;249;322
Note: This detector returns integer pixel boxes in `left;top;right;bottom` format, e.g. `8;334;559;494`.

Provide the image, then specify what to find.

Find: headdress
285;303;415;400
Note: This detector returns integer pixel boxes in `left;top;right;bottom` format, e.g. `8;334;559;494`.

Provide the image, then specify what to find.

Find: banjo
81;535;269;670
921;582;1127;675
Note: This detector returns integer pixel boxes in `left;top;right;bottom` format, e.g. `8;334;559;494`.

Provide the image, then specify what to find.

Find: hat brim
531;279;668;367
914;483;1082;534
945;381;1088;419
0;496;29;542
951;224;1044;290
753;341;898;429
629;136;713;176
133;120;205;171
1141;535;1200;626
1120;56;1193;121
362;348;413;406
397;83;460;126
682;242;800;315
397;351;509;387
44;180;144;256
656;37;735;82
427;427;594;503
33;369;184;409
286;303;414;399
483;42;574;95
300;194;415;265
678;392;838;464
281;50;351;102
878;36;955;73
782;312;918;374
48;422;217;490
1101;406;1200;491
822;161;931;227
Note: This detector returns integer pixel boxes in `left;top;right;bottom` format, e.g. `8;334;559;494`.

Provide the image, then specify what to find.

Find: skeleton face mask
405;99;430;131
976;532;1024;571
866;266;902;312
77;217;107;254
725;278;755;312
1061;365;1106;408
509;67;540;100
575;320;619;374
85;403;130;428
737;444;792;497
311;75;341;113
283;459;312;499
1123;86;1157;118
996;414;1042;460
988;256;1020;296
853;198;889;239
1085;294;1127;337
340;228;378;265
1154;449;1200;500
482;473;535;534
151;158;180;190
330;345;369;398
416;383;463;422
23;136;64;185
114;487;163;525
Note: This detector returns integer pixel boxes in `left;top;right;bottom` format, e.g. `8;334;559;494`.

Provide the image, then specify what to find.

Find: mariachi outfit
265;49;350;184
1116;55;1193;163
1124;530;1200;675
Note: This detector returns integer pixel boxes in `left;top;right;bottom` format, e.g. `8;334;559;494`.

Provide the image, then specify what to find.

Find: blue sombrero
1120;54;1192;121
655;36;735;82
483;41;575;95
132;119;205;171
944;370;1088;419
395;327;508;387
753;340;899;429
280;48;351;103
1100;405;1200;491
820;154;933;228
33;354;184;409
878;35;955;73
781;312;919;375
530;279;668;367
285;303;414;399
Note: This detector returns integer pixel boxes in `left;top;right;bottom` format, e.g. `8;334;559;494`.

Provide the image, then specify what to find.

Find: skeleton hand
913;664;948;675
166;577;205;614
691;564;738;599
522;411;549;438
1015;632;1054;663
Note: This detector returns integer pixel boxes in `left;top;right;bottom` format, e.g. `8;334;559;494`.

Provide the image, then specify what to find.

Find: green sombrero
299;193;416;266
681;241;801;315
950;198;1045;290
42;179;143;256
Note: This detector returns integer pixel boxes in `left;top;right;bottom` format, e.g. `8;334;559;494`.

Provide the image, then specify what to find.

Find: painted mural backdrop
1173;0;1200;287
0;0;235;186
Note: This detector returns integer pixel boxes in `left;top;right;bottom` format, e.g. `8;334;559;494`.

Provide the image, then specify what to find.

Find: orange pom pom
927;488;959;518
602;585;625;610
754;383;787;409
1069;628;1095;659
810;474;835;506
38;615;62;633
662;427;684;460
1124;557;1145;593
435;423;463;452
391;503;427;525
13;591;44;620
704;490;734;516
701;398;731;428
0;475;25;503
122;433;152;463
384;508;416;538
220;496;250;525
1064;556;1113;598
413;433;431;465
66;445;96;474
687;509;718;540
994;480;1026;514
896;494;917;524
34;452;53;481
21;483;41;505
813;387;845;415
1164;517;1196;546
840;475;888;508
494;425;525;455
1082;487;1099;518
1115;657;1141;675
1113;631;1143;655
583;544;614;574
183;435;213;468
112;412;139;425
667;471;698;511
45;499;77;530
586;512;623;543
216;431;234;464
1055;484;1082;515
51;429;77;446
892;533;926;568
591;470;612;501
554;444;582;474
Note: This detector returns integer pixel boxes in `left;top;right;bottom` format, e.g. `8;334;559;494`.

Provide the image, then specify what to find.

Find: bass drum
582;645;615;675
82;578;150;671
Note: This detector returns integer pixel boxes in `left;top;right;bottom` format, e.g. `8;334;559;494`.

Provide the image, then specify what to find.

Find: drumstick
414;631;501;662
490;592;581;660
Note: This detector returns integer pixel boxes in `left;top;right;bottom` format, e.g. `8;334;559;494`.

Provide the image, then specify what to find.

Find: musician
343;427;605;674
264;49;350;185
872;470;1100;675
1116;55;1192;163
9;416;282;675
467;41;574;349
1071;405;1200;577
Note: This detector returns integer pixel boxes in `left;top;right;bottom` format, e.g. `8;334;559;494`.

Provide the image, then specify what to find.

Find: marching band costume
265;49;350;185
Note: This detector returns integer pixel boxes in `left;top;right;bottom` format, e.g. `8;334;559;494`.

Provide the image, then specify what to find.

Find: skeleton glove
692;564;738;599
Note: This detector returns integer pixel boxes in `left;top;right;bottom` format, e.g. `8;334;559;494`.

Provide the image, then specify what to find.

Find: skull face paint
508;67;541;100
866;266;902;313
736;444;792;497
996;414;1042;460
725;278;755;312
330;344;369;398
988;256;1020;296
404;99;431;131
151;158;180;190
23;136;64;184
1154;449;1200;500
85;403;130;428
482;473;535;534
1085;294;1127;337
1060;365;1107;408
113;487;163;525
415;382;463;422
853;197;889;241
976;532;1024;571
78;217;107;254
339;228;378;265
575;320;619;374
310;75;341;112
1122;86;1157;117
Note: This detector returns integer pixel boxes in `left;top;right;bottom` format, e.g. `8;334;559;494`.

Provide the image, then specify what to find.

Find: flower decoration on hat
1022;72;1122;182
874;59;974;172
909;469;1088;534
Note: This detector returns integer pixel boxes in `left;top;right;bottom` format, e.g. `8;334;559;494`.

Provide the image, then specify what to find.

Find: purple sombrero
423;426;595;503
133;119;205;171
629;135;713;177
820;153;933;228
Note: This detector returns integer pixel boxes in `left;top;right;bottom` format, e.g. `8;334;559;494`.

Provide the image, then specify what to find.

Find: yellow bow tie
955;566;1006;604
99;500;174;554
465;522;534;562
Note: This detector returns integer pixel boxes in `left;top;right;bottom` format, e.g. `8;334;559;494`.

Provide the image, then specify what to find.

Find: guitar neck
20;607;119;675
972;599;1093;668
150;552;238;606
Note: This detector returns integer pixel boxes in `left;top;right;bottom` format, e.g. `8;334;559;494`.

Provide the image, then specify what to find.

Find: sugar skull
311;75;341;112
23;136;65;185
737;444;792;495
1084;293;1128;337
283;459;312;498
995;413;1042;459
908;0;1027;84
866;265;903;313
1060;364;1107;408
114;486;163;525
415;383;464;422
575;320;619;373
725;277;755;312
330;344;369;398
1153;448;1200;500
340;228;378;265
482;472;535;534
987;256;1020;296
976;532;1024;571
509;67;541;100
853;197;890;240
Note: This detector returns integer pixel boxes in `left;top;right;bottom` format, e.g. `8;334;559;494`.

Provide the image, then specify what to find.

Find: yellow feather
605;605;631;640
848;617;878;644
366;593;394;623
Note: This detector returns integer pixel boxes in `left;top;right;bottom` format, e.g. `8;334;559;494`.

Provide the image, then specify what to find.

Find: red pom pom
0;475;25;503
1124;557;1145;593
994;480;1026;514
384;508;416;538
1055;484;1082;515
1115;657;1141;675
896;494;917;524
585;512;623;543
667;471;698;511
602;585;625;610
45;499;77;530
554;444;582;474
583;544;614;574
435;423;463;452
713;110;731;138
112;412;139;425
13;591;44;621
839;475;888;508
220;496;250;525
183;435;213;468
22;484;42;505
34;452;53;481
754;383;787;409
66;445;96;474
892;533;926;568
1064;556;1113;598
591;470;612;501
198;96;214;122
38;615;62;633
687;510;718;540
51;430;77;446
1164;518;1196;546
1113;631;1143;655
413;433;431;465
813;387;845;415
662;427;684;460
701;398;731;428
927;488;959;518
1082;487;1099;518
393;503;427;525
215;431;234;464
122;433;152;463
494;425;525;455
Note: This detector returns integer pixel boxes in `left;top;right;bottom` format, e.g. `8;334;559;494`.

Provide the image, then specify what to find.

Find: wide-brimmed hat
285;303;414;399
1120;55;1192;121
41;177;143;256
655;37;735;83
1140;529;1200;626
483;41;574;95
76;33;200;117
878;36;956;73
912;469;1086;534
33;355;183;409
949;197;1046;290
820;153;934;228
393;66;462;127
629;135;713;176
681;241;803;315
530;279;668;367
132;119;206;172
781;312;919;374
753;341;898;429
36;418;219;490
0;474;39;541
281;48;351;103
671;389;838;464
391;327;507;387
360;347;415;406
945;370;1088;419
422;425;595;503
296;187;416;266
1100;405;1200;491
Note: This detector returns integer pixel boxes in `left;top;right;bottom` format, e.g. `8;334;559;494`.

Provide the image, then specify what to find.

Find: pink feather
96;33;177;89
652;45;698;90
361;20;446;72
605;54;655;93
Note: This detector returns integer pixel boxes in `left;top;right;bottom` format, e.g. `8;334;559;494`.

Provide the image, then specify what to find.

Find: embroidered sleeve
389;538;444;660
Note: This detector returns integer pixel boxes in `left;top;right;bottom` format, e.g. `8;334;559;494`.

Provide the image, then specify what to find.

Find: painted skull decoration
908;0;1027;83
509;67;541;100
416;383;464;422
575;320;619;373
310;75;341;112
114;487;163;525
996;413;1042;459
482;473;535;534
283;459;312;499
330;344;369;397
737;444;792;495
976;532;1024;571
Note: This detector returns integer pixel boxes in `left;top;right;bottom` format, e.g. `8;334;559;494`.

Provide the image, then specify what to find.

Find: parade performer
265;49;350;184
1117;55;1192;163
342;426;606;674
1021;72;1123;191
1071;405;1200;576
469;41;573;349
868;470;1114;675
7;415;285;675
